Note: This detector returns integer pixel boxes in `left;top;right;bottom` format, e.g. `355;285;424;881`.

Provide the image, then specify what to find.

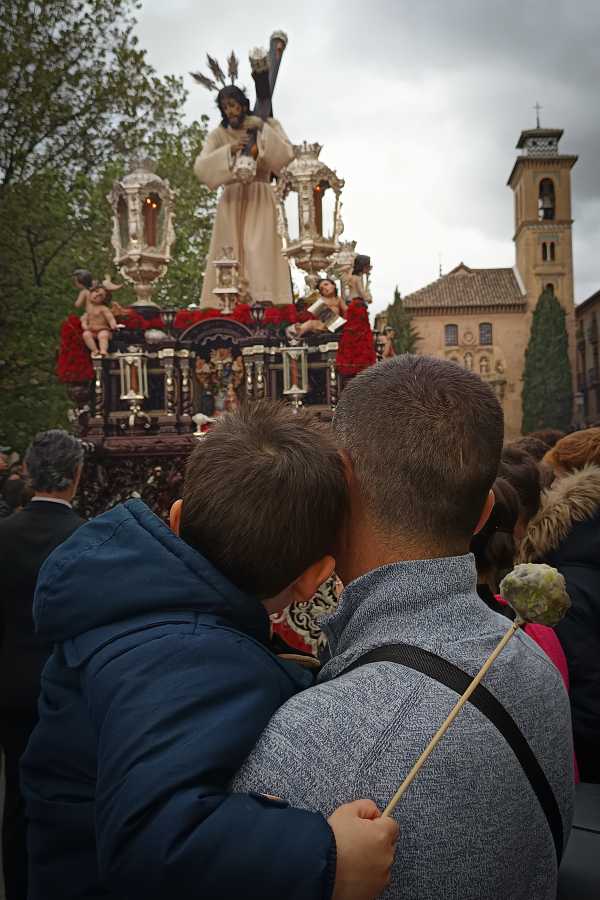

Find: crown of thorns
190;52;240;92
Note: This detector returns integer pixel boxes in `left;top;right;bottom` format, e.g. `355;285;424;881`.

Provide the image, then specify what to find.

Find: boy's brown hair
180;401;348;600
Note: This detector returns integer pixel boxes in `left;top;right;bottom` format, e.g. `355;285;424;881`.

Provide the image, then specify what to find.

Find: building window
479;356;490;375
538;178;555;221
542;242;548;261
550;241;556;261
444;324;458;346
479;322;493;345
464;352;473;370
545;283;555;295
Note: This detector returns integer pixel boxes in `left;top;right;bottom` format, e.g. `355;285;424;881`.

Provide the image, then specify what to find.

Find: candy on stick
382;563;571;817
499;563;570;626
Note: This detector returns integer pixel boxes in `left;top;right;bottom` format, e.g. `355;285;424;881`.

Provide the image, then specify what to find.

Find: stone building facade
399;125;578;441
575;289;600;425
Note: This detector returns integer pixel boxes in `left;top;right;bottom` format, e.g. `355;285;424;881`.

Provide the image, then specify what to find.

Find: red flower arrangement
171;303;305;331
56;316;94;383
117;309;165;331
335;300;376;377
173;307;224;330
56;303;320;386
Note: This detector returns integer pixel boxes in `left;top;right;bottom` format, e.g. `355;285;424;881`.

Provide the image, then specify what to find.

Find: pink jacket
496;595;579;782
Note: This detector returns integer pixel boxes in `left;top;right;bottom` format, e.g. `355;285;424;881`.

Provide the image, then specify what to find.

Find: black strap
339;643;564;862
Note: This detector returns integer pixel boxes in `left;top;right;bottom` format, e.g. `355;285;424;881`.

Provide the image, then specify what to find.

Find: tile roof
403;264;526;311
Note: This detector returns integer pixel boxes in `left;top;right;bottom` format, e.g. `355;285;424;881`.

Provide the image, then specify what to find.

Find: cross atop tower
533;102;542;128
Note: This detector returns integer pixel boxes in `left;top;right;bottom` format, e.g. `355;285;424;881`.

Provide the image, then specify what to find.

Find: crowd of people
0;356;598;899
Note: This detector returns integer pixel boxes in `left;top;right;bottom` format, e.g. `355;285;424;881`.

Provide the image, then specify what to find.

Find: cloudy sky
136;0;600;314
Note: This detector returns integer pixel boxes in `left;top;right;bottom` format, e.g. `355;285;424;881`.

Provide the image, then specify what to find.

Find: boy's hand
328;800;398;900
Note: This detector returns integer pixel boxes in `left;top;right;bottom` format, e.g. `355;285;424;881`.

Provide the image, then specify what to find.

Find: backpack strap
338;642;564;863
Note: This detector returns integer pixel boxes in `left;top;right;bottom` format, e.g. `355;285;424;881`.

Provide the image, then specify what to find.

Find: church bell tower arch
507;111;578;385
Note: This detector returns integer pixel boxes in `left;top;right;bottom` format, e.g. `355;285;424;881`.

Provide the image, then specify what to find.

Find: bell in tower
538;177;555;220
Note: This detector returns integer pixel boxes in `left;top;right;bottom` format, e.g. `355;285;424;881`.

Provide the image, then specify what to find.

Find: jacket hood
34;499;268;644
519;464;600;563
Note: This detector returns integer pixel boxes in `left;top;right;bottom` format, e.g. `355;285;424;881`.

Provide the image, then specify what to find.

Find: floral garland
172;303;310;332
57;304;317;385
121;310;165;331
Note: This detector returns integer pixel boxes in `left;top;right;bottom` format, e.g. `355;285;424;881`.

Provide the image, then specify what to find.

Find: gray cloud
136;0;600;309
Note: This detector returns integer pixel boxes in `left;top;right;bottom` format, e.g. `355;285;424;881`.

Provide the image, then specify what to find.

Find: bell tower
507;115;578;380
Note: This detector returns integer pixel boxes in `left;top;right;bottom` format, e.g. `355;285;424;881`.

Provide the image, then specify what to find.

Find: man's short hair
180;402;348;600
24;429;83;493
333;355;504;545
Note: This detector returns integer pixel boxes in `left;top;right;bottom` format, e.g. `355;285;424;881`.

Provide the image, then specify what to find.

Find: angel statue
192;35;294;308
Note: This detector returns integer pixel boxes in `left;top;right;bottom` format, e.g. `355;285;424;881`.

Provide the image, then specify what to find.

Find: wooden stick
382;618;523;817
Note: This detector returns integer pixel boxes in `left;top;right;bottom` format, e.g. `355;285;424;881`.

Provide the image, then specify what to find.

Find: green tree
522;288;573;434
0;0;183;189
384;286;419;354
0;0;215;452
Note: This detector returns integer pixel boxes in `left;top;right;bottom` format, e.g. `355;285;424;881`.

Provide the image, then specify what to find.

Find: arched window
550;242;556;261
542;242;548;262
444;324;458;346
479;356;490;375
464;352;473;370
479;322;493;345
545;283;555;295
538;178;555;221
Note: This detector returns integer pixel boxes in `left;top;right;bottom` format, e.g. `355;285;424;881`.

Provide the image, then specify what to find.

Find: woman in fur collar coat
520;434;600;783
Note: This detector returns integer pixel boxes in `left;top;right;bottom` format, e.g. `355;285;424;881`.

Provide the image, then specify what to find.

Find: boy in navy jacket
22;402;398;899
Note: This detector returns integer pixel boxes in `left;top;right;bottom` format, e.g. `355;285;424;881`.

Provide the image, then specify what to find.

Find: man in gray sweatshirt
234;355;574;900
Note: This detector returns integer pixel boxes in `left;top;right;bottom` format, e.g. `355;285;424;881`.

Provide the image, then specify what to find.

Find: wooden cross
253;31;288;120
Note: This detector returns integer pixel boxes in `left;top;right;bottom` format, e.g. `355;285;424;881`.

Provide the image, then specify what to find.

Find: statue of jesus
194;85;294;308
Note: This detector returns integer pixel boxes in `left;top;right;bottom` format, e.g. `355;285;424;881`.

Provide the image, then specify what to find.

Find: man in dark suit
0;430;84;899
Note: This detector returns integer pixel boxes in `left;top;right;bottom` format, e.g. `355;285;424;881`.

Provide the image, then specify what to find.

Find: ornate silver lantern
212;246;241;313
282;342;309;409
107;159;176;307
118;346;150;428
276;142;345;291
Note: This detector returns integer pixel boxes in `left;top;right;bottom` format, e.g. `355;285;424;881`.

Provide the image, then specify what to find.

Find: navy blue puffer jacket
22;500;335;899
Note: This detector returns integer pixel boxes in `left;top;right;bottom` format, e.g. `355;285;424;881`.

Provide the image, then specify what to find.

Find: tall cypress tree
385;286;420;354
521;288;573;433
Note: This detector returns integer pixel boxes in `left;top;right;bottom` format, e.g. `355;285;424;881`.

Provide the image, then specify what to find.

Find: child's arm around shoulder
85;626;397;900
84;628;335;899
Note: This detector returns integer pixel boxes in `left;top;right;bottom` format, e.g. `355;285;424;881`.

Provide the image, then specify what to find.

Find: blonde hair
543;427;600;473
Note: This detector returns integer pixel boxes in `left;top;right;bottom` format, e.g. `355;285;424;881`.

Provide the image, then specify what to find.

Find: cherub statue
289;277;347;339
73;269;95;312
341;254;373;307
74;271;125;319
335;253;376;377
81;286;118;356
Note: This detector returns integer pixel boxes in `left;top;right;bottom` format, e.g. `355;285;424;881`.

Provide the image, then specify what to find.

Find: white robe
194;119;294;307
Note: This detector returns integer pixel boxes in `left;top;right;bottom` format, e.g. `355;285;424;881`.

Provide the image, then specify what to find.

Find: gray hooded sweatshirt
233;555;574;900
